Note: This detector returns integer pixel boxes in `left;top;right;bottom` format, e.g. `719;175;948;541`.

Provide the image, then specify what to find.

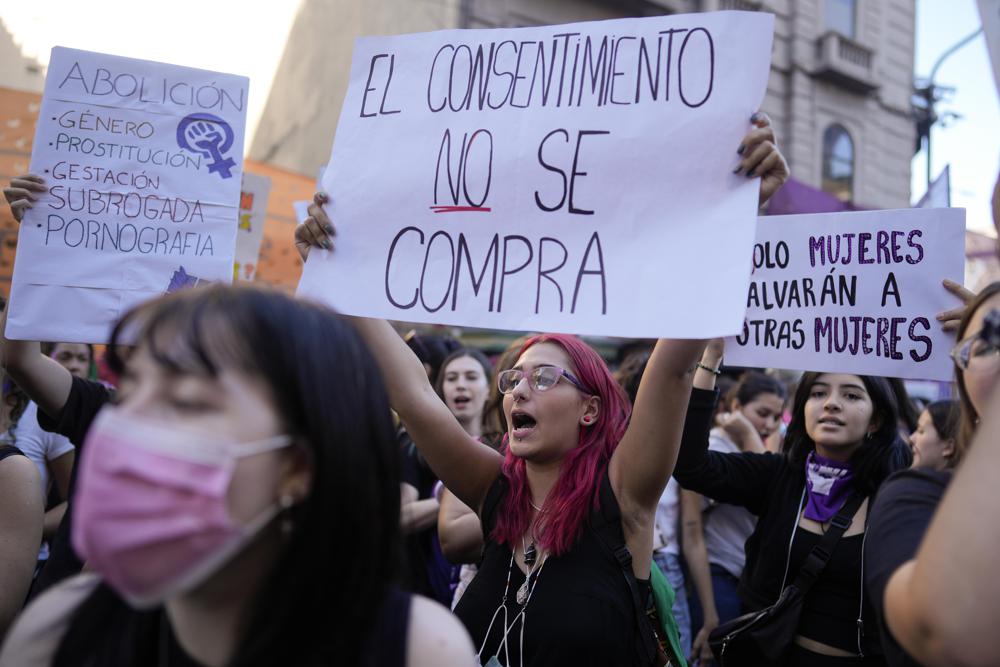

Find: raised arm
609;337;706;511
0;176;74;420
884;381;1000;667
300;195;502;510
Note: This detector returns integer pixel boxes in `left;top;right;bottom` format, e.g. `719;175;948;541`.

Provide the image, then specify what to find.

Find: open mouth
510;410;538;438
453;396;471;409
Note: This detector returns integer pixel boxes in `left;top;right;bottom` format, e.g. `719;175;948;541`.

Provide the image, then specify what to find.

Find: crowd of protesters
0;97;997;667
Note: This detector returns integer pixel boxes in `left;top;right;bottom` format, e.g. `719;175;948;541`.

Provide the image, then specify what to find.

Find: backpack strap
790;493;865;594
589;470;662;666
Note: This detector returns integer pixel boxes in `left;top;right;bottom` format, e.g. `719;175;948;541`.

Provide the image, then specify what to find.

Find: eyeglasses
497;366;589;395
950;333;1000;372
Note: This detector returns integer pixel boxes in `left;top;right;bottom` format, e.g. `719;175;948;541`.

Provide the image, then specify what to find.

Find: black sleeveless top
788;527;867;655
0;444;24;463
454;473;644;667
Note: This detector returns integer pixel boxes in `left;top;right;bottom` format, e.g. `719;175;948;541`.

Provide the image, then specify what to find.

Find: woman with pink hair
297;115;788;666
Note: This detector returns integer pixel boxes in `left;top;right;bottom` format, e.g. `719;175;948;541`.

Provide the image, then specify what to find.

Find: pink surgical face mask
72;405;292;608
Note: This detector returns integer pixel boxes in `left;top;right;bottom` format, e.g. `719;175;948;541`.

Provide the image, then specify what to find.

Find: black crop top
789;527;865;654
454;473;645;667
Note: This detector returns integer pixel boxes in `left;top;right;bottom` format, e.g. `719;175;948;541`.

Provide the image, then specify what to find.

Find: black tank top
789;527;865;654
454;473;644;667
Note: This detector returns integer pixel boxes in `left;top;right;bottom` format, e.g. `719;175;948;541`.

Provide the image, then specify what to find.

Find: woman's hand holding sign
735;112;789;208
2;174;46;223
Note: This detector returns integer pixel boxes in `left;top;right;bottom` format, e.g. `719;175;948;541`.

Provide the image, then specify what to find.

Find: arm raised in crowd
673;341;783;514
883;168;1000;667
1;175;74;419
884;384;1000;667
609;337;706;513
298;197;502;512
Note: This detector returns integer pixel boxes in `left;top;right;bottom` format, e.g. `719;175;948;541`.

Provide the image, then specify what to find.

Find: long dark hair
54;284;401;666
954;281;1000;456
785;372;909;496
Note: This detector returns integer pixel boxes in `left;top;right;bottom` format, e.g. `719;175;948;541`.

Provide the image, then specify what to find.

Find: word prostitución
726;209;965;382
420;27;715;114
6;47;248;344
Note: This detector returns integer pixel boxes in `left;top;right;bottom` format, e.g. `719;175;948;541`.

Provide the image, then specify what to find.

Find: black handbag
708;493;864;666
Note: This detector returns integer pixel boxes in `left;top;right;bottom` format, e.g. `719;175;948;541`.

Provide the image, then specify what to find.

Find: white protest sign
7;47;248;343
725;208;966;381
979;0;1000;96
233;172;271;281
293;200;311;224
297;12;774;338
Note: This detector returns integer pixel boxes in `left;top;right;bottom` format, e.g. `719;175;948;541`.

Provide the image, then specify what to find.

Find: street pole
921;26;983;191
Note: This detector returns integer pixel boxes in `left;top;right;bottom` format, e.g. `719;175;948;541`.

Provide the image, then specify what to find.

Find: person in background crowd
0;285;473;667
870;281;1000;667
907;400;958;471
675;339;909;666
401;347;492;605
1;380;73;569
885;379;920;440
42;344;95;382
683;357;789;664
0;413;43;640
298;110;789;667
404;331;461;388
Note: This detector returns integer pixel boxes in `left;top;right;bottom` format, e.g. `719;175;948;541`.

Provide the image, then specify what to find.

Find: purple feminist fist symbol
165;266;204;293
177;113;236;179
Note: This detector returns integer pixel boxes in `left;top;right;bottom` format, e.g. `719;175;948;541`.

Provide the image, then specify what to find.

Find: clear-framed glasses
950;333;1000;372
497;366;589;395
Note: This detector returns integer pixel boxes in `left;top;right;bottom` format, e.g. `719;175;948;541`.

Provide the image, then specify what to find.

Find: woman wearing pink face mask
0;285;474;667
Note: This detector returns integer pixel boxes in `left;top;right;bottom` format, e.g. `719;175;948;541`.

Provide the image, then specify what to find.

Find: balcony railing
814;31;879;94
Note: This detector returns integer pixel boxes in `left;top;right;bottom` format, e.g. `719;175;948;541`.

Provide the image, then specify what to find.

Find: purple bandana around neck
803;451;855;523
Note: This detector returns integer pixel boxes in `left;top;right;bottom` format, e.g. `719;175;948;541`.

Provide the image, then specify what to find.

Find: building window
825;0;856;39
822;124;854;202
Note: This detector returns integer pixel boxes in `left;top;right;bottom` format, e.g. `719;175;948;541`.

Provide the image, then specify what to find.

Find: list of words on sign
6;47;248;343
725;208;965;382
298;12;776;339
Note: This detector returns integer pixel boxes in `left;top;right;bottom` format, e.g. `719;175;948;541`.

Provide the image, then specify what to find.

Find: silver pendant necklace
516;538;541;605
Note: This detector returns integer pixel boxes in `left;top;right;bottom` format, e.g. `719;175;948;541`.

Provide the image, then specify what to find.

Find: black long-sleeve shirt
673;387;883;657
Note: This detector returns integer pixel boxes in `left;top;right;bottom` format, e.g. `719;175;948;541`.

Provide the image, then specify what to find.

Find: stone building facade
250;0;916;208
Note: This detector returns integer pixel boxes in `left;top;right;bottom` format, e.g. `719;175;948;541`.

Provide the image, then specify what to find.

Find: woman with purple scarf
673;344;910;667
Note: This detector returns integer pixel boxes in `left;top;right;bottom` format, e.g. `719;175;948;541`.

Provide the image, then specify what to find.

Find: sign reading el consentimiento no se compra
6;47;249;343
298;11;775;339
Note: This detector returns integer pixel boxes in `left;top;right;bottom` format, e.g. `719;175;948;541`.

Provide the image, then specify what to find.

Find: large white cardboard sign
7;47;249;343
725;208;966;381
234;172;271;281
298;11;774;338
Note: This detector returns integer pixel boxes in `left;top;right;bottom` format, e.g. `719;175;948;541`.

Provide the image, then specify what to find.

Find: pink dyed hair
493;333;631;556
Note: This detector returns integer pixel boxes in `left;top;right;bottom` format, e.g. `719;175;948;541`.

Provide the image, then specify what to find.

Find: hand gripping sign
297;11;775;339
